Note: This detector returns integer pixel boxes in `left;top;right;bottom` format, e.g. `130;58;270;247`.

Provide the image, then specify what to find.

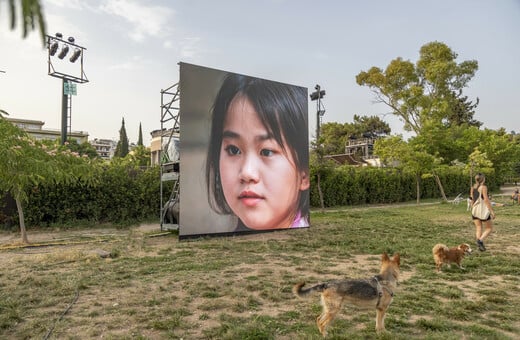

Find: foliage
137;122;143;146
355;41;520;195
23;162;165;226
127;145;151;167
308;162;470;207
3;0;46;45
114;117;129;158
356;41;479;135
0;117;94;242
512;162;520;182
42;139;99;159
319;115;390;155
374;135;440;203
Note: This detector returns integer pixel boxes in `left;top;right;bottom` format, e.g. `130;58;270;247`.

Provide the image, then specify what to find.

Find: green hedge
23;165;173;226
309;165;490;208
4;164;498;227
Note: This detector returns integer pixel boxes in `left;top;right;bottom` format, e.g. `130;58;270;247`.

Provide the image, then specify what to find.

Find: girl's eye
224;145;240;156
260;149;274;157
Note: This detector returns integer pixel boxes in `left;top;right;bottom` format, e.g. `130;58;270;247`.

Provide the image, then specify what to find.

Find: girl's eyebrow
222;130;274;142
222;130;239;139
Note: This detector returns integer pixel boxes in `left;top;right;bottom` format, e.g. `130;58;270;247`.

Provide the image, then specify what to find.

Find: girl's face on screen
218;95;309;230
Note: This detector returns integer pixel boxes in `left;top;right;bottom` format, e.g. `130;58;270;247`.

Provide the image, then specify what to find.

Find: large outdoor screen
178;63;309;238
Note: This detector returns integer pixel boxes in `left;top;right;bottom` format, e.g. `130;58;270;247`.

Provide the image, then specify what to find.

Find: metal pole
316;85;320;141
61;79;68;144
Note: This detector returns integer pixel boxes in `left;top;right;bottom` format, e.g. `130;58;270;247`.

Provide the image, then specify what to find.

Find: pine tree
115;117;129;157
137;122;143;146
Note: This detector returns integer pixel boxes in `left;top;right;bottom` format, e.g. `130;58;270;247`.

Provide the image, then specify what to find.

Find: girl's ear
299;171;310;191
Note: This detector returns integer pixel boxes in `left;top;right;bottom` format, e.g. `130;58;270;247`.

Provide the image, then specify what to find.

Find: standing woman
471;173;495;251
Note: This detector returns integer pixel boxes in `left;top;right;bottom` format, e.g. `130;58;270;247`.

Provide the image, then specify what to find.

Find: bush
22;164;173;227
6;161;488;226
310;164;470;208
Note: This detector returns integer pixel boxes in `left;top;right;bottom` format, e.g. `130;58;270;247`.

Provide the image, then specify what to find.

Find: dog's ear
382;252;390;262
392;253;401;265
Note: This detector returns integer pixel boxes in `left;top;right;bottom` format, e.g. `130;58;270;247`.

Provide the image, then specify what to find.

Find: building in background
150;128;179;167
89;138;117;160
6;117;146;161
6;117;88;143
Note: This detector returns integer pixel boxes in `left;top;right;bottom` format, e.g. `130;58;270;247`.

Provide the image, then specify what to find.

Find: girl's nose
239;154;260;183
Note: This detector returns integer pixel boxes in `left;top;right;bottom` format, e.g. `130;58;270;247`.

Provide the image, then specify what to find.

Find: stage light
310;84;326;140
57;45;69;59
69;48;82;63
49;41;59;56
46;32;88;145
310;90;325;101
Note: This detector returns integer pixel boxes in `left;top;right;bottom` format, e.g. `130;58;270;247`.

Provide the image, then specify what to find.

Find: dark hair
473;173;485;189
205;73;309;220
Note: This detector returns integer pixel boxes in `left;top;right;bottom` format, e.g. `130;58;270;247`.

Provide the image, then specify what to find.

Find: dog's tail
293;282;328;298
432;243;448;256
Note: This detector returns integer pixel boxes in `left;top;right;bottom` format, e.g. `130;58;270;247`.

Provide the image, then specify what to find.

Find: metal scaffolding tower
160;82;180;231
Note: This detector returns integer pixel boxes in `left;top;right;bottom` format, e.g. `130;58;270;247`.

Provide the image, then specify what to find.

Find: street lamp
310;84;326;140
46;32;88;144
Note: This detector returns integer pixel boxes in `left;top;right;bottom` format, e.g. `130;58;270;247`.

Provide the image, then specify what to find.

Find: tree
319;122;351;155
42;139;100;159
310;137;327;210
375;135;439;204
470;128;520;183
0;117;93;243
465;149;494;188
319;115;390;155
356;41;479;135
3;0;47;45
352;114;391;138
127;145;150;167
357;41;482;197
114;117;129;158
137;123;144;146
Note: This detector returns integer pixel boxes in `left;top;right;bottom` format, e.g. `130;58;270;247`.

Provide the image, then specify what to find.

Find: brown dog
293;252;400;336
432;243;472;272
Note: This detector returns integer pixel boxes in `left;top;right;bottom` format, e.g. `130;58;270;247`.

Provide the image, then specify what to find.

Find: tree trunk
317;172;325;212
15;194;29;244
433;173;448;201
416;174;421;205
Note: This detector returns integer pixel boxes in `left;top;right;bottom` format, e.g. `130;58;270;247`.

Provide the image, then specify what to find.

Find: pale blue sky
1;0;519;144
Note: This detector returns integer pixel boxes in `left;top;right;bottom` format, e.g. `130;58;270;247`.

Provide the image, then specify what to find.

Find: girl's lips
238;191;263;207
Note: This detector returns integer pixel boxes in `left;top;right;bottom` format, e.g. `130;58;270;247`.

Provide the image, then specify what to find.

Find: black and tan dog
432;243;472;272
293;252;400;336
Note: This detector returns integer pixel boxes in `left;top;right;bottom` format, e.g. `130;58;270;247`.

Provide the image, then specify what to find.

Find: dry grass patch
1;202;519;339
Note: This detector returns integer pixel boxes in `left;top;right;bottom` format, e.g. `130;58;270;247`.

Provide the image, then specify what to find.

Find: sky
1;0;519;145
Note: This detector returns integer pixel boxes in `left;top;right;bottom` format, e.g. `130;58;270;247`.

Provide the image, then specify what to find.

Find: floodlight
310;90;325;101
57;45;69;59
49;41;59;56
69;48;82;63
45;32;88;146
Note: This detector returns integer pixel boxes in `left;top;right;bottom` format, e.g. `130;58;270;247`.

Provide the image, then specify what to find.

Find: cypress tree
115;117;129;157
137;122;143;146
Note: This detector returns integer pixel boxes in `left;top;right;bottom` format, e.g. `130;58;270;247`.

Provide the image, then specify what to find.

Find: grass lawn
1;198;519;339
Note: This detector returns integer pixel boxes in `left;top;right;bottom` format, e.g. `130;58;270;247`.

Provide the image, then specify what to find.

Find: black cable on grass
43;289;80;340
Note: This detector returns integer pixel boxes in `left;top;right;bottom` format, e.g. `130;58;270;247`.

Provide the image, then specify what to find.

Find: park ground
0;185;519;339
